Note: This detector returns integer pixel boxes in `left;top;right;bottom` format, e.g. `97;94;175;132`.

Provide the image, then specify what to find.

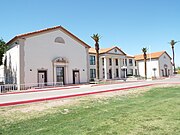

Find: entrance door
38;73;45;84
73;70;80;84
38;70;47;87
56;67;65;85
165;68;168;77
109;69;112;79
121;69;125;78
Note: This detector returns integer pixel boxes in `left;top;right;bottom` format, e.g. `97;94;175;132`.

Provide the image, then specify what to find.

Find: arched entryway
52;57;68;85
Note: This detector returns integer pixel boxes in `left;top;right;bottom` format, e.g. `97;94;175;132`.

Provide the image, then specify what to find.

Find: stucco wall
159;53;173;76
3;43;20;84
23;29;88;84
137;59;159;78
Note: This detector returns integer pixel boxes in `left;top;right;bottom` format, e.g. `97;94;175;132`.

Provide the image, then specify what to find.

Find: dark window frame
90;55;96;65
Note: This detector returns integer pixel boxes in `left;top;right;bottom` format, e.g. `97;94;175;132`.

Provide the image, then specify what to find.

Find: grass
0;86;180;135
177;70;180;74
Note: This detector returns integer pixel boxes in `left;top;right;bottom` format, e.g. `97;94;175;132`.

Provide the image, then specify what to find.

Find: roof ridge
135;50;166;56
135;50;170;60
6;26;90;48
16;26;61;37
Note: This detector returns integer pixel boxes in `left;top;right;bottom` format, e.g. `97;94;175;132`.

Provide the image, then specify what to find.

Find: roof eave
5;26;91;48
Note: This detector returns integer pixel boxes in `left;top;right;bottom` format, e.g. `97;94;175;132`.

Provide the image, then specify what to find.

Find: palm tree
169;40;179;73
142;47;147;79
91;34;100;79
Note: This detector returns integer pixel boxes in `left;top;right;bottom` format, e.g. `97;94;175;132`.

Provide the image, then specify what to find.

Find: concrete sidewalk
0;76;180;107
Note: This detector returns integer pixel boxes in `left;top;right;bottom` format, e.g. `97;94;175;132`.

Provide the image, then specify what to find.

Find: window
109;58;112;66
115;59;118;66
129;59;133;66
135;61;137;66
90;69;96;78
125;59;127;66
116;68;119;77
55;37;65;44
114;49;117;53
129;69;133;75
90;55;96;65
102;68;105;78
102;58;104;66
164;64;168;68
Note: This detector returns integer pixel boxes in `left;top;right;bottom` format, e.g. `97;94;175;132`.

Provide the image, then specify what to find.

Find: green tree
142;47;147;79
176;66;180;70
91;34;101;79
0;38;7;65
169;40;179;73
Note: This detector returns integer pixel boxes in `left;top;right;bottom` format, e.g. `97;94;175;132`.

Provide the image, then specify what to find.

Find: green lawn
0;86;180;135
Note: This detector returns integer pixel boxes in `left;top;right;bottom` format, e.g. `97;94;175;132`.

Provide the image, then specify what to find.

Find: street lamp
152;68;157;78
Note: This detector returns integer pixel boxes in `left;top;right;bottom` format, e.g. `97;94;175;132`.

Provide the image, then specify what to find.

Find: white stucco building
0;26;173;87
89;46;137;80
135;51;173;78
0;26;90;85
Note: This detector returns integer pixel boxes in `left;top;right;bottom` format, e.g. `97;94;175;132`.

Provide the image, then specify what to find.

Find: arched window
54;37;65;44
164;64;168;69
52;57;68;63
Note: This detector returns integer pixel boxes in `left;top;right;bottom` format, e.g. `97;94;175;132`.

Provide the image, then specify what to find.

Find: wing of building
89;46;138;80
135;51;173;78
1;26;90;85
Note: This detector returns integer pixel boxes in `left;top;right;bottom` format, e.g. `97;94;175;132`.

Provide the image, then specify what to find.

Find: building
89;46;137;80
0;26;90;85
135;51;173;78
0;26;173;87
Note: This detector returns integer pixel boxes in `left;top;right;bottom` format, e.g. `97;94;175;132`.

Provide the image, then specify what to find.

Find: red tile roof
127;55;135;58
6;26;90;48
89;46;126;55
135;51;171;60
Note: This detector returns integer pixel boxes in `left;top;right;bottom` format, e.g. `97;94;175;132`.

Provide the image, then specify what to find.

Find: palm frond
91;33;101;42
142;47;147;53
169;40;179;46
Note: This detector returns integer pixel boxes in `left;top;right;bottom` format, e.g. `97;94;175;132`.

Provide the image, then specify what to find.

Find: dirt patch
1;98;78;114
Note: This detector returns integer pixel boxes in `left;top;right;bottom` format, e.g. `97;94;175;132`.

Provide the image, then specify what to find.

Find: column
124;68;127;78
112;58;115;79
118;58;121;78
104;57;108;79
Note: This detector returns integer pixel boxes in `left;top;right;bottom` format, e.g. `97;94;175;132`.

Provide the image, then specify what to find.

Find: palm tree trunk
95;42;100;79
96;52;100;79
172;46;176;73
144;53;147;79
145;59;147;79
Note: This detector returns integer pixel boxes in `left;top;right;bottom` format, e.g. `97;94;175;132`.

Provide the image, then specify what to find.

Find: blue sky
1;0;180;66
